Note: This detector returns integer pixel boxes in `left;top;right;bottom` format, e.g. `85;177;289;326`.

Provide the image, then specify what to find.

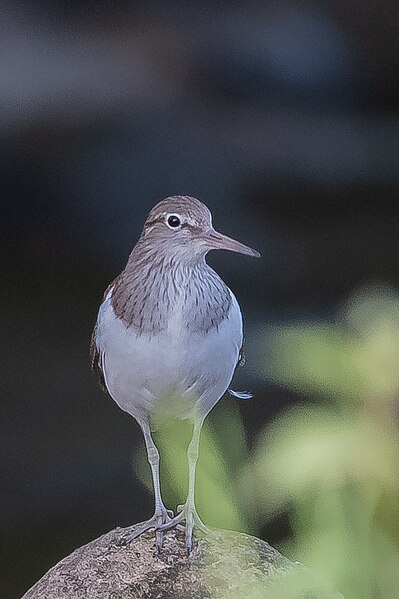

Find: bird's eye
167;215;181;228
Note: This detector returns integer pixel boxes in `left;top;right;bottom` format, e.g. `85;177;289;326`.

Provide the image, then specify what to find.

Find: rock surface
22;523;343;598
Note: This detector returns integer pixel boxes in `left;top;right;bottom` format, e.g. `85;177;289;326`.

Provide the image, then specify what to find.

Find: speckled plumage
111;256;232;335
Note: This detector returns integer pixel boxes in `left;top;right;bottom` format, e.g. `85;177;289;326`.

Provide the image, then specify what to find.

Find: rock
21;523;343;598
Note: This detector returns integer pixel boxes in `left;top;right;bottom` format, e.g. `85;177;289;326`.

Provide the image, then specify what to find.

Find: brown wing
238;346;246;367
90;281;115;394
90;324;107;393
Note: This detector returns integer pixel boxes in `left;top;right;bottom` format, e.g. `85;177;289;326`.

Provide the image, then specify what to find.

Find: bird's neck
111;244;232;335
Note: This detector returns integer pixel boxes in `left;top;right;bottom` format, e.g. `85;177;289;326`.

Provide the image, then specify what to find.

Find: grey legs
124;418;211;553
142;424;164;516
142;423;174;550
160;418;211;553
121;420;172;552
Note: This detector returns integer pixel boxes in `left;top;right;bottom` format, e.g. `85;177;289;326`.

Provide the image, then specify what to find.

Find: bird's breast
95;283;243;424
166;292;186;341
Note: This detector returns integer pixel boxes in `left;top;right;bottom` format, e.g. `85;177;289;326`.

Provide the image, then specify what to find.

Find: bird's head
140;195;260;262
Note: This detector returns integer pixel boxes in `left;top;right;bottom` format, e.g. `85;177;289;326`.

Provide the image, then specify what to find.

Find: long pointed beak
205;229;260;258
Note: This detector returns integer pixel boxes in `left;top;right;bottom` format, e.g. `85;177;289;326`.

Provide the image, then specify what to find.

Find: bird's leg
159;418;214;553
121;422;173;552
183;418;210;551
143;424;175;551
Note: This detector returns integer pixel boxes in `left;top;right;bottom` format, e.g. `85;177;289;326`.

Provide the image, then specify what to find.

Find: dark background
2;1;399;597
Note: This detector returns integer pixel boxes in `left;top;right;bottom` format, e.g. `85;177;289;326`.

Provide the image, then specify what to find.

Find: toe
155;528;164;553
118;517;156;545
185;511;194;554
154;509;173;552
192;513;214;536
158;510;184;531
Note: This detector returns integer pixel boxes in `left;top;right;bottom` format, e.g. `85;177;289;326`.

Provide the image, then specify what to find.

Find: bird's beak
205;229;260;258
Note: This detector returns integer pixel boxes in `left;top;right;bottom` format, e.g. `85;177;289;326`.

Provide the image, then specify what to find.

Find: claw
119;507;174;552
158;503;215;553
155;508;175;551
118;505;214;554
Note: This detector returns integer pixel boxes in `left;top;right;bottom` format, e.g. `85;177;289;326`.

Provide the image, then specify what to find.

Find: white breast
94;287;243;427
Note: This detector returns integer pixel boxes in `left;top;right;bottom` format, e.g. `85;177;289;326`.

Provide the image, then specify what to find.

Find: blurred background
2;1;399;597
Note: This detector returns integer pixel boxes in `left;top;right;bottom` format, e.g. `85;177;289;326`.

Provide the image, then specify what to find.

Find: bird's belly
95;293;242;426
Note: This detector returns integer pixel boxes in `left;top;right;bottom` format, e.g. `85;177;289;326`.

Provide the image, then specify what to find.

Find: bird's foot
159;503;219;554
119;507;174;553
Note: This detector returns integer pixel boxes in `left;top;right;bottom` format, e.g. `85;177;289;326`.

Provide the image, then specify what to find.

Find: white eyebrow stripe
165;212;182;222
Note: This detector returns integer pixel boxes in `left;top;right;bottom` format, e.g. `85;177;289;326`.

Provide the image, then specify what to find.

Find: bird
90;195;259;553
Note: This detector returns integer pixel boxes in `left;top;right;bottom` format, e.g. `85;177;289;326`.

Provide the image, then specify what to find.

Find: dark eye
167;215;181;228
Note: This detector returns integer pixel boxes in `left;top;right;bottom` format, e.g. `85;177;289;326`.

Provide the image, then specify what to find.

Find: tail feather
228;389;253;400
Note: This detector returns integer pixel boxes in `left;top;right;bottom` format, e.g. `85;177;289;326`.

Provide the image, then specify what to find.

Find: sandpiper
90;195;259;553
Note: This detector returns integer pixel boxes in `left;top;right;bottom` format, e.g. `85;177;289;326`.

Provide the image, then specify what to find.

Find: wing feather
90;281;115;394
227;343;253;400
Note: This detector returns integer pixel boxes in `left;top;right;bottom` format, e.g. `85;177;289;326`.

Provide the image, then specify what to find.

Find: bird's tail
228;389;253;400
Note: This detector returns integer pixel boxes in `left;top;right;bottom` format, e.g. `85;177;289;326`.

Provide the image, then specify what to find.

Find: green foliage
254;286;399;599
135;403;251;532
134;285;399;598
